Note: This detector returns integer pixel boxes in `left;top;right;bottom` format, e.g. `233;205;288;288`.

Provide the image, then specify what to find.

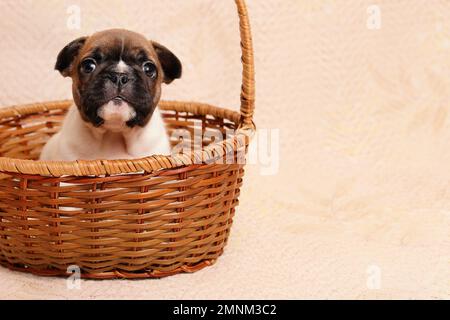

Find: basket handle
235;0;255;128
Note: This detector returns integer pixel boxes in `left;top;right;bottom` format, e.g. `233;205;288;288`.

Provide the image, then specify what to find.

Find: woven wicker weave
0;0;255;279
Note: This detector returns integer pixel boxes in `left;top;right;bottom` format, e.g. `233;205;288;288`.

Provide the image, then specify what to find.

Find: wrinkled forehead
79;30;157;62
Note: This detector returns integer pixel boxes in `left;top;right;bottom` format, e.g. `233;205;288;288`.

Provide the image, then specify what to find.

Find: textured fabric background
0;0;449;299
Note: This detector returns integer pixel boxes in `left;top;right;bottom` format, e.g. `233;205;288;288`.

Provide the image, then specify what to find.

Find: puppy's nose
106;72;130;87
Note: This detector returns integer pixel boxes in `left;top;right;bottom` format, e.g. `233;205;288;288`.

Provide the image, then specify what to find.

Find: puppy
40;29;181;161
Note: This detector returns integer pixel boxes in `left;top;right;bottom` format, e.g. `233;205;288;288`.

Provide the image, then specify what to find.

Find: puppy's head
55;29;182;131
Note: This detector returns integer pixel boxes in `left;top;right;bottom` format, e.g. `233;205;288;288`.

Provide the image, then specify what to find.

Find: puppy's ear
152;41;182;84
55;36;88;77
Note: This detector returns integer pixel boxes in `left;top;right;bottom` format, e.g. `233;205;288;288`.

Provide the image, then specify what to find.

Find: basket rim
0;100;255;177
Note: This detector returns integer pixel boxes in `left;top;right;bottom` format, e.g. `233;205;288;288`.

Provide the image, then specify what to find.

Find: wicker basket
0;0;255;279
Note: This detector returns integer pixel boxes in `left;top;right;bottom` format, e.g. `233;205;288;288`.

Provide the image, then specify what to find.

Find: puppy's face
55;29;182;131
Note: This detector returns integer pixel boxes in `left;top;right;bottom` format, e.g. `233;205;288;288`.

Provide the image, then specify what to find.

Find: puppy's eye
142;61;157;78
81;58;96;73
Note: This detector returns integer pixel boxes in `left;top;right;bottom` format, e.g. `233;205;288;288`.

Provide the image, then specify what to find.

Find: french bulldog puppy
40;29;181;161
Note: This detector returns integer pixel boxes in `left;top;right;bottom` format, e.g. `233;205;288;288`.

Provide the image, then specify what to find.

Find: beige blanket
0;0;448;299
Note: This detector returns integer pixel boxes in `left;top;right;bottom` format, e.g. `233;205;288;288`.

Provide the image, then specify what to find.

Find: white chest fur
39;105;171;161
